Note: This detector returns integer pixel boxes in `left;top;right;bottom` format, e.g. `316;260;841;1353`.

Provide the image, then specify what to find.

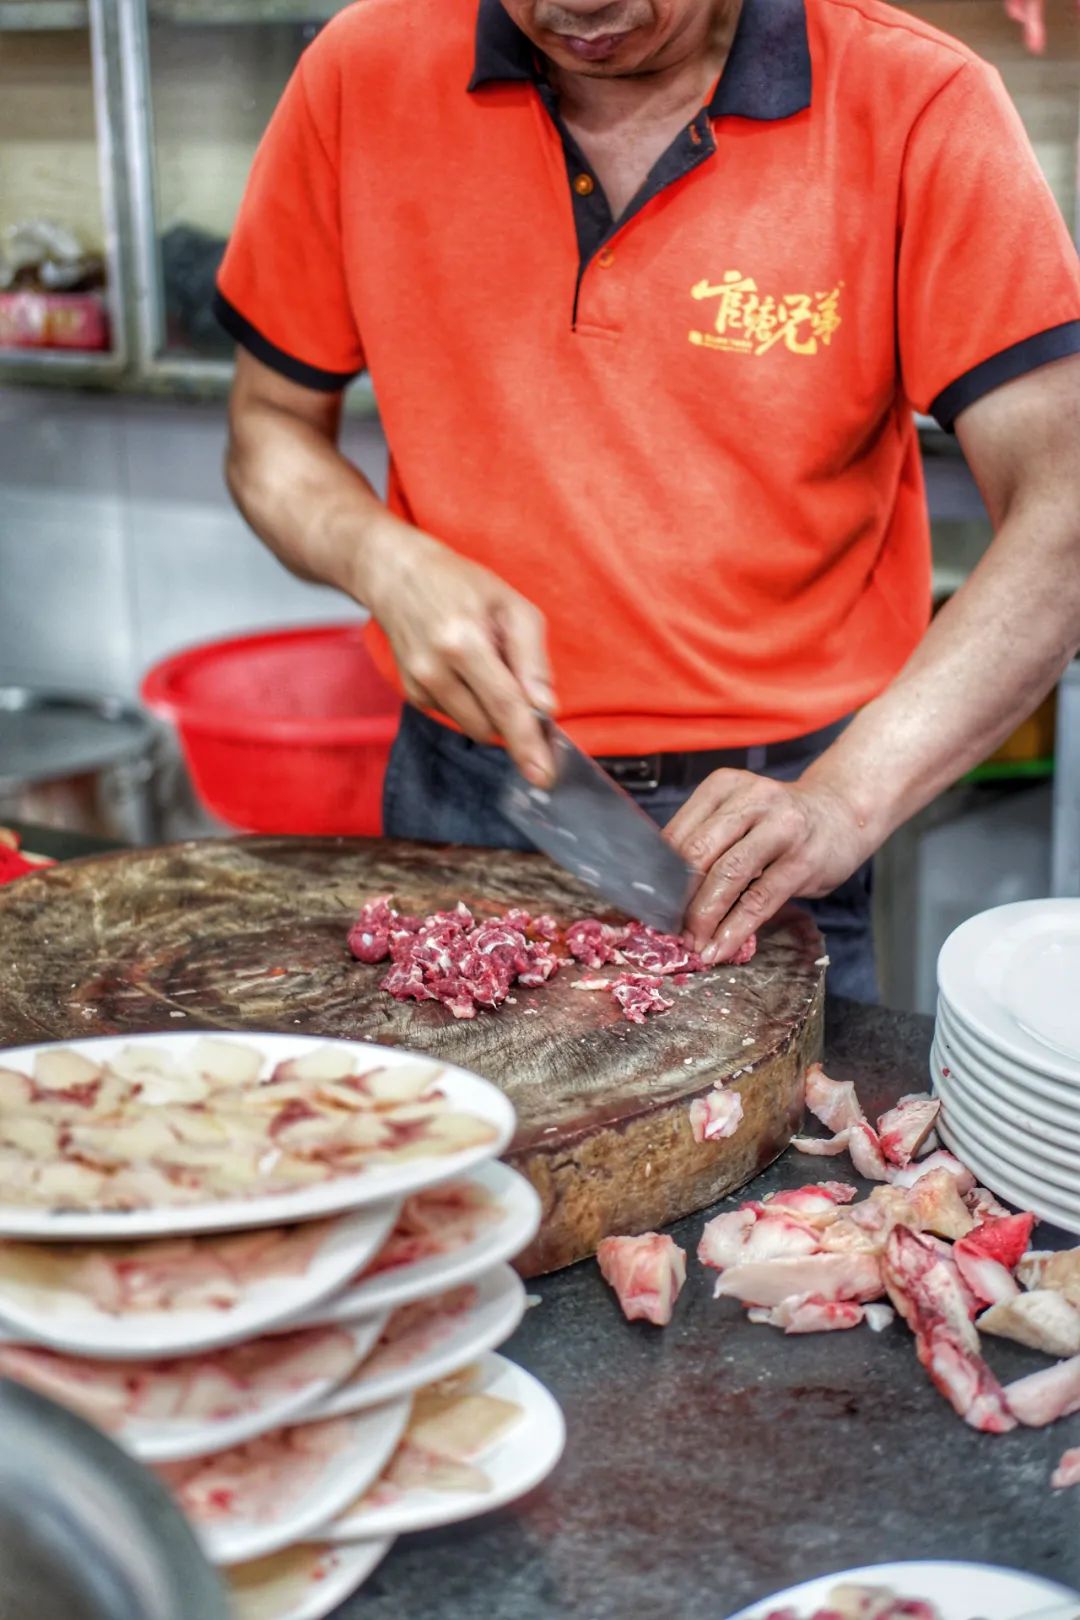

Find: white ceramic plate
228;1540;393;1620
726;1560;1079;1620
938;901;1080;1083
938;995;1080;1120
113;1315;388;1463
294;1162;541;1327
932;1044;1080;1179
935;1003;1080;1139
0;1034;515;1239
932;1078;1080;1234
932;1062;1079;1212
309;1264;527;1418
325;1352;565;1543
168;1398;410;1567
0;1204;399;1359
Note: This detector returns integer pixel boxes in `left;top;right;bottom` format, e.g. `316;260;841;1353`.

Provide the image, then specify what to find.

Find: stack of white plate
933;899;1080;1235
0;1033;564;1620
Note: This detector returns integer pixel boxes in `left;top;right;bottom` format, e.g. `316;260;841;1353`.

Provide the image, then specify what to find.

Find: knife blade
499;718;696;933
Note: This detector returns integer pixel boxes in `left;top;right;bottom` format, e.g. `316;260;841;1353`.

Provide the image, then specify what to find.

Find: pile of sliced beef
348;896;755;1023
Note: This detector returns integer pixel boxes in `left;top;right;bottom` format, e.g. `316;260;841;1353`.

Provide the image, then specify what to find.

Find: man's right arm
225;350;554;785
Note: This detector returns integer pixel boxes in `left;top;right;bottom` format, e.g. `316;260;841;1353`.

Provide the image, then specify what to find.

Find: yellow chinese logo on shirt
689;270;843;356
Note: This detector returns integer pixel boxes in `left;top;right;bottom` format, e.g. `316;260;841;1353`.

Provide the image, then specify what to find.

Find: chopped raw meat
916;1326;1017;1433
847;1121;890;1182
953;1242;1020;1309
1018;1247;1080;1307
352;900;755;1024
1052;1447;1080;1489
875;1094;940;1168
763;1184;858;1213
747;1293;865;1333
958;1211;1035;1273
597;1233;687;1326
846;1171;975;1245
688;1087;743;1143
804;1064;865;1134
712;1252;884;1308
611;975;673;1024
1004;1353;1080;1427
964;1184;1012;1222
792;1130;852;1158
864;1304;896;1333
886;1151;975;1194
979;1290;1080;1358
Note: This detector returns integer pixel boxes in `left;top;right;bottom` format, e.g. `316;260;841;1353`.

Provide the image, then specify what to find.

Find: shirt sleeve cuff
214;290;362;392
930;320;1080;432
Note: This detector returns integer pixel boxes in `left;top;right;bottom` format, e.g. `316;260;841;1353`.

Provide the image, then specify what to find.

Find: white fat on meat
848;1171;975;1245
863;1304;896;1333
881;1227;978;1352
762;1184;858;1214
804;1064;866;1134
915;1326;1017;1434
1004;1353;1080;1427
965;1184;1012;1223
712;1252;884;1308
596;1233;687;1327
952;1246;1020;1309
688;1087;744;1144
1052;1447;1080;1489
1018;1247;1080;1308
847;1122;890;1182
875;1094;940;1169
979;1290;1080;1358
747;1293;865;1334
886;1151;975;1194
792;1130;853;1158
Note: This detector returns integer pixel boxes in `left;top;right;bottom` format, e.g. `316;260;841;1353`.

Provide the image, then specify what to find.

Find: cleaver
499;717;696;933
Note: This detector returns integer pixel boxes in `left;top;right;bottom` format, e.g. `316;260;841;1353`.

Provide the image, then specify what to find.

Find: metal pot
0;688;162;844
0;1380;229;1620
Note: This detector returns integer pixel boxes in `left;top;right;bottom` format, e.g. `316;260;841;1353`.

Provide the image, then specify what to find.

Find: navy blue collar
468;0;812;121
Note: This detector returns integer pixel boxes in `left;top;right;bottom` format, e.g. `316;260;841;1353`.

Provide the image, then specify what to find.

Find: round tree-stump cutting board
0;838;825;1274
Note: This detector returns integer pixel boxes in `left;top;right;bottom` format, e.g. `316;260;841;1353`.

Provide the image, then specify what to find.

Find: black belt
595;716;850;794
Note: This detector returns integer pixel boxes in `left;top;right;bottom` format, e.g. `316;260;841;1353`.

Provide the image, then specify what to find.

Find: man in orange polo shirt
216;0;1080;1002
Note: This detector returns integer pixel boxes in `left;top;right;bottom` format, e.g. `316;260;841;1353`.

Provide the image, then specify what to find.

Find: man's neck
547;0;743;127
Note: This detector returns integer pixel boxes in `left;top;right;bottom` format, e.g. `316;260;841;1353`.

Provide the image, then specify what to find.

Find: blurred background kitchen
1;0;1078;1012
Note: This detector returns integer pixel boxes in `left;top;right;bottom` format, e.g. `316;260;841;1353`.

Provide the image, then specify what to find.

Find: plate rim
322;1351;566;1543
937;996;1080;1118
0;1033;515;1240
724;1558;1080;1620
307;1262;527;1418
931;1052;1080;1184
0;1201;400;1360
294;1161;541;1328
227;1537;394;1620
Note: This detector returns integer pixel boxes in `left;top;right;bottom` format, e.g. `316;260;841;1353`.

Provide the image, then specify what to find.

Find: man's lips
555;31;631;61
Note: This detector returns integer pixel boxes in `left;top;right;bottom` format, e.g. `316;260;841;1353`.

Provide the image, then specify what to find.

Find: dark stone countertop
347;999;1080;1620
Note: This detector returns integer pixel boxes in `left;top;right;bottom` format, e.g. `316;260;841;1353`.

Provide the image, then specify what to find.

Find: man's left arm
668;353;1080;963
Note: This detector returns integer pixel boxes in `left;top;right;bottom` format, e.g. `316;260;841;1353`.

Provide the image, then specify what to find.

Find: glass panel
0;2;115;357
144;2;343;360
897;0;1080;235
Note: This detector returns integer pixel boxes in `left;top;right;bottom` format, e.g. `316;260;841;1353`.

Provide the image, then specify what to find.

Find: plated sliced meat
597;1233;687;1326
0;1041;496;1213
357;1181;499;1279
159;1417;354;1521
349;1375;523;1513
344;1287;478;1385
0;1327;355;1431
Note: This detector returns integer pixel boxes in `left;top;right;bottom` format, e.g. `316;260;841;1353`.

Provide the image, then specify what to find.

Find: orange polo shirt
216;0;1080;756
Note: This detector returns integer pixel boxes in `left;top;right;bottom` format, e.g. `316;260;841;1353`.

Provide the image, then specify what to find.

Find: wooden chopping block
0;837;825;1274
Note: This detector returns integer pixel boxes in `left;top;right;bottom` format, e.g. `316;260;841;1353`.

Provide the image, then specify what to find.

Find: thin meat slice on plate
1004;1352;1080;1427
1052;1447;1080;1489
597;1233;686;1326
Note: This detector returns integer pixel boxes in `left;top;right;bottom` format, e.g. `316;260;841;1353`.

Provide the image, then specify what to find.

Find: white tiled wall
0;387;388;698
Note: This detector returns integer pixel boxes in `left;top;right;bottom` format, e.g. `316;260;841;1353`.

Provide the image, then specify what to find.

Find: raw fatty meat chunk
688;1087;744;1143
596;1233;686;1327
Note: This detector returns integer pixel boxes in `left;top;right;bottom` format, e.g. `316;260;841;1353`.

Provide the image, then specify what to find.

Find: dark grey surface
346;999;1080;1620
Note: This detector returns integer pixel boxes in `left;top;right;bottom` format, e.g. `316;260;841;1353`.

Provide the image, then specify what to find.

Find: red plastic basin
142;624;402;836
